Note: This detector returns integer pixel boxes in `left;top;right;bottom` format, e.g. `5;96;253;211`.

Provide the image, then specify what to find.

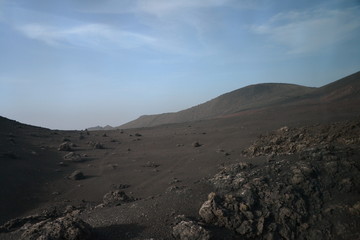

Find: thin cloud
17;23;156;49
135;0;231;16
252;7;360;54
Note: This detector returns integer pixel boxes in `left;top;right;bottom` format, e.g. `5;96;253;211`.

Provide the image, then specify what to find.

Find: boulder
58;142;73;151
103;190;134;206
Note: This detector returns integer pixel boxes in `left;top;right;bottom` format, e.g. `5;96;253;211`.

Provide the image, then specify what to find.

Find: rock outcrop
198;120;360;239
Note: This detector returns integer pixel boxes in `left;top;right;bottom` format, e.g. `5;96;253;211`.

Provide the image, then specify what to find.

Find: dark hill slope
264;71;360;112
119;83;315;129
308;71;360;103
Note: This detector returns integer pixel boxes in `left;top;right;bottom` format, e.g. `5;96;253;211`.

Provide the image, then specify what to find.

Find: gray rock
63;152;82;162
192;141;202;148
68;170;85;180
21;214;92;240
58;142;73;151
173;220;210;240
103;190;134;206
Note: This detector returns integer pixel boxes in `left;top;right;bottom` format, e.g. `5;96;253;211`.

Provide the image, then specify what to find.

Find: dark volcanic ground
0;90;360;239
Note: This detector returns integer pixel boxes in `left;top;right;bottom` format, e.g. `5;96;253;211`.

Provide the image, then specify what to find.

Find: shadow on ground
93;223;146;240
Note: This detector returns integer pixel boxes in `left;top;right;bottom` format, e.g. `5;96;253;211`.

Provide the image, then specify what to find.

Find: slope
119;83;316;129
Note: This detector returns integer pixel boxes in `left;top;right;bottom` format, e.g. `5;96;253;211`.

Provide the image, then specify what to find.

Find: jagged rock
21;214;93;240
173;220;210;240
199;128;360;240
243;120;360;157
103;190;134;206
68;170;85;180
58;142;73;151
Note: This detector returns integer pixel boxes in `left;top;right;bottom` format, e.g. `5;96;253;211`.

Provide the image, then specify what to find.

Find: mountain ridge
118;82;317;129
90;71;359;130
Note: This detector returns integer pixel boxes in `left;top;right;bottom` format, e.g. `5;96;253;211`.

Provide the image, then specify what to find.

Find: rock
199;121;360;239
173;220;210;240
58;142;73;151
143;161;160;168
88;141;104;149
243;120;360;157
199;193;217;223
63;152;83;162
192;141;202;147
68;170;85;180
21;214;93;240
103;190;134;206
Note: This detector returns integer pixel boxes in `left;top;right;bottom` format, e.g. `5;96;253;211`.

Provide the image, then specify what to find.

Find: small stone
68;170;85;180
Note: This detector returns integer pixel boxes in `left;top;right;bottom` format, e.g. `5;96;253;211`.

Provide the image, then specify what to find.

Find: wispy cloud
78;0;239;15
251;7;360;54
17;23;156;50
135;0;231;16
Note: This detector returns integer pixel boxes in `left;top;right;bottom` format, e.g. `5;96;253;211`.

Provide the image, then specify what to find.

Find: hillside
119;72;360;129
119;83;316;129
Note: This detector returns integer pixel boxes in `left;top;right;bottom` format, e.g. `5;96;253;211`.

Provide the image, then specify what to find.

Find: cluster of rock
21;214;92;240
243;120;360;157
0;207;93;240
173;120;360;240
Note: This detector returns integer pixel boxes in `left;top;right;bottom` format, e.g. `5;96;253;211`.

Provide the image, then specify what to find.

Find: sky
0;0;360;130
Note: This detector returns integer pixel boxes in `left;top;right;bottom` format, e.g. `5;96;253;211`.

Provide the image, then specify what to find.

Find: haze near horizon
1;0;360;130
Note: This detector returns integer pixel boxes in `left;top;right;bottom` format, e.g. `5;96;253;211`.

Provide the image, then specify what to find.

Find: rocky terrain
0;72;360;239
194;120;360;239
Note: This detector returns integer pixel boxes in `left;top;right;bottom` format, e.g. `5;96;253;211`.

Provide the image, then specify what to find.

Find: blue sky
1;0;359;130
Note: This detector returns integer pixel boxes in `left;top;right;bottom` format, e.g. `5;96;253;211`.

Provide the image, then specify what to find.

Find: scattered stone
192;141;202;148
135;133;142;137
111;184;130;190
88;141;104;149
173;220;210;240
68;170;85;180
58;161;68;167
166;185;189;194
63;152;83;162
143;161;160;168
